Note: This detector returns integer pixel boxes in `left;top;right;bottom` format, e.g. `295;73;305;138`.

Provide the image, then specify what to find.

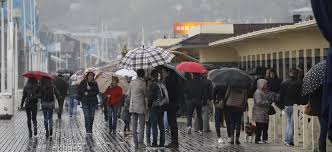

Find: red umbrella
22;71;55;80
176;62;208;74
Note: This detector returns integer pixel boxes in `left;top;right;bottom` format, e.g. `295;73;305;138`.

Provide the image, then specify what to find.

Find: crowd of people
20;66;326;151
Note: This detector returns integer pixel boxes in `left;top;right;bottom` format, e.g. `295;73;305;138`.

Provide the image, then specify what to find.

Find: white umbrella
115;69;137;77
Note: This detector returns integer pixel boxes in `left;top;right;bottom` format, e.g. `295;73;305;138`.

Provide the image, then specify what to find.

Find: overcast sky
37;0;311;35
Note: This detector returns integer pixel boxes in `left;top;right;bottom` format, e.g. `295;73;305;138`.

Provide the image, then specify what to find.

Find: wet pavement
0;108;309;152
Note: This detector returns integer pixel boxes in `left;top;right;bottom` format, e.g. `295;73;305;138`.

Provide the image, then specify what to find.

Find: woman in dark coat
21;78;40;138
40;77;61;138
77;71;99;134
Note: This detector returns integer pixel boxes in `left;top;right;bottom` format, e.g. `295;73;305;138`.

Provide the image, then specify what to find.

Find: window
252;55;256;69
299;50;304;69
244;56;247;71
278;52;284;79
314;49;321;64
285;51;290;76
306;49;312;72
267;54;271;68
262;54;266;68
324;48;328;60
292;51;297;68
247;55;251;69
272;53;277;69
256;54;261;67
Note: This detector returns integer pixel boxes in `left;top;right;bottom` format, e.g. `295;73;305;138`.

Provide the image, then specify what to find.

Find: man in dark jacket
184;74;206;134
162;68;182;148
279;68;302;146
53;74;69;119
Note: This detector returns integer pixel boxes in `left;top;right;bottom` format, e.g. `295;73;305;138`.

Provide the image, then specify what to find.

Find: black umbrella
56;69;74;74
302;60;326;95
209;68;253;89
157;64;186;80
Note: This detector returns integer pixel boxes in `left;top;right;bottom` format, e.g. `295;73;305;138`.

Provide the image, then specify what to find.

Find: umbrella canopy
95;72;129;93
115;69;137;78
117;47;174;70
56;69;74;74
176;62;208;74
157;64;186;80
23;71;55;80
302;61;326;95
209;68;252;89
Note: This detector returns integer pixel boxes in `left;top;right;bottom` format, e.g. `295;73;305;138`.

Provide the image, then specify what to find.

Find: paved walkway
0;108;309;152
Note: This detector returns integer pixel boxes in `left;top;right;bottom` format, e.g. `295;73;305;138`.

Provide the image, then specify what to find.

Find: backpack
43;87;55;102
24;86;37;107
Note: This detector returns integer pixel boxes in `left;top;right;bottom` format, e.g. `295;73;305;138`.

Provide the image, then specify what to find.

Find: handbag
304;100;319;116
152;83;169;108
268;105;276;115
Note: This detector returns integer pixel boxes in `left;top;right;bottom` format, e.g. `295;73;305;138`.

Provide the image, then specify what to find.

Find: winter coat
267;78;282;93
224;86;248;111
148;80;169;111
184;79;206;105
128;77;146;114
68;84;78;97
40;85;62;110
253;79;271;123
53;77;69;96
164;72;183;104
103;86;123;107
21;84;40;108
279;76;302;106
77;80;99;105
202;78;213;101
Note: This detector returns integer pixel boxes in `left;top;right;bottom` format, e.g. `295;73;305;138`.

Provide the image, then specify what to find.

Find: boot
235;137;241;145
228;136;234;144
50;129;53;136
34;127;38;136
28;129;32;138
45;129;49;138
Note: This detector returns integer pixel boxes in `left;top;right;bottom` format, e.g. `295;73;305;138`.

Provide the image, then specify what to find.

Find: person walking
128;69;147;149
253;79;272;144
68;81;78;117
224;86;248;144
103;76;123;134
212;85;228;143
40;77;62;138
77;71;99;135
280;68;302;146
184;74;205;134
162;68;182;148
148;69;167;147
53;74;69;119
21;78;40;138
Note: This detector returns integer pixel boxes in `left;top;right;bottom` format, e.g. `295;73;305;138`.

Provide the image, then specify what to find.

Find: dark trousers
215;107;224;138
42;108;54;130
26;106;38;134
319;116;327;152
57;98;65;118
151;110;165;146
82;103;97;133
167;103;179;144
227;108;243;138
102;96;108;121
255;122;269;142
187;102;203;131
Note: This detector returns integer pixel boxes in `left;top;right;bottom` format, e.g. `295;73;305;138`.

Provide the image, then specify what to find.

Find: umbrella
157;64;186;80
95;72;129;93
117;46;174;70
115;69;137;78
302;61;326;95
207;69;224;80
56;69;74;74
22;71;55;80
176;62;208;74
209;68;252;89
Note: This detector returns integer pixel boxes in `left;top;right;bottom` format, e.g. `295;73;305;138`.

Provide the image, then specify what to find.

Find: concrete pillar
303;111;312;149
273;106;283;143
293;105;303;147
311;117;320;152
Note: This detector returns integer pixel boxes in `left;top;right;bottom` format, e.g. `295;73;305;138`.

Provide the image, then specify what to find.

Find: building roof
209;20;317;47
173;23;291;49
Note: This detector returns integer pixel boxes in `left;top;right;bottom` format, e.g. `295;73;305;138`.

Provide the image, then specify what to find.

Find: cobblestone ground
0;108;309;152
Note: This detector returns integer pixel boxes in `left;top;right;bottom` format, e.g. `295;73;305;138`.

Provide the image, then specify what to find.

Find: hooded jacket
253;79;271;123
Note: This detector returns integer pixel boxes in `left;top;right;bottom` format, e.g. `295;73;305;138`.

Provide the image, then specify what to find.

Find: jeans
284;106;294;144
255;122;269;142
69;96;77;116
131;113;145;145
151;110;165;146
82;103;97;133
26;105;38;134
215;107;224;138
163;111;169;130
42;108;54;130
167;103;179;144
146;119;152;145
107;106;118;131
187;102;203;131
227;108;243;138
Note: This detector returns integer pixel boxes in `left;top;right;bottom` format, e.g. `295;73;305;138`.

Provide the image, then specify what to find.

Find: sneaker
255;141;265;144
187;127;192;134
228;137;234;144
235;139;241;145
263;141;270;144
165;142;179;148
218;138;225;144
198;130;203;134
285;143;294;147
